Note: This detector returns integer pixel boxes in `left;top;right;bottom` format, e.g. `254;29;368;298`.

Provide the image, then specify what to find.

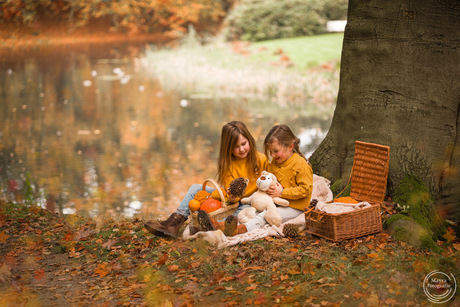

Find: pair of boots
197;210;247;237
144;212;186;239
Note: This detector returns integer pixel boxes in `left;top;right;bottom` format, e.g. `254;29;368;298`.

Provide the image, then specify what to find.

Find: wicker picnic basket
190;178;240;226
305;141;390;241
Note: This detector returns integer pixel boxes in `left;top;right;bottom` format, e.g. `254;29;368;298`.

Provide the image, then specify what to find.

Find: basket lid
349;141;390;203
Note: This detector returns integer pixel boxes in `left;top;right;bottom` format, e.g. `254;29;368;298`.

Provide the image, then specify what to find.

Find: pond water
0;41;337;219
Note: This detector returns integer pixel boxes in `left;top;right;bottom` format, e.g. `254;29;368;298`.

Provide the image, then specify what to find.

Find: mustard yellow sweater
267;152;313;211
223;151;268;199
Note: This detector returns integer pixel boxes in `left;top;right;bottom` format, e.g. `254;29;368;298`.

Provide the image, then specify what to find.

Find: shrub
223;0;347;42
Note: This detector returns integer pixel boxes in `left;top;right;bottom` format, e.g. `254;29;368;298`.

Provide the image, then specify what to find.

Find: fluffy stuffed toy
239;171;289;226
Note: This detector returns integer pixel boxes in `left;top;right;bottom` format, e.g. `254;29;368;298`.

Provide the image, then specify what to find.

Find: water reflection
0;43;336;218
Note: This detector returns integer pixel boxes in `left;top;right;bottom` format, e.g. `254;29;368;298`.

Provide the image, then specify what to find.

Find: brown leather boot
197;210;216;231
144;213;186;238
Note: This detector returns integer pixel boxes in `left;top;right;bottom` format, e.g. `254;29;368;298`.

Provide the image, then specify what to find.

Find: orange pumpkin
188;199;201;212
200;198;222;213
194;190;211;204
334;196;359;204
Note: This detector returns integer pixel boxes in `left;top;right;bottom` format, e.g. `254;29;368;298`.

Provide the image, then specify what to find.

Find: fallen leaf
443;227;456;242
412;259;424;273
288;267;301;275
102;239;118;250
0;231;9;242
352;291;366;300
246;266;263;271
245;284;257;291
157;253;168;265
75;228;95;241
94;263;109;277
34;269;45;280
190;262;200;269
63;232;74;241
168;265;179;272
385;298;399;305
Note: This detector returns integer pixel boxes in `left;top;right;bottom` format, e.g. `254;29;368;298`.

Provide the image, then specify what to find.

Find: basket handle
305;209;324;223
202;178;227;209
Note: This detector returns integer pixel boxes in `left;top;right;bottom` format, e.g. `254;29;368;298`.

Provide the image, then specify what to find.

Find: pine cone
309;198;318;208
283;223;300;238
228;177;248;198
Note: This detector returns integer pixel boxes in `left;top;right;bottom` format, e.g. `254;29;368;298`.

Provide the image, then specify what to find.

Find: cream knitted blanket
183;174;334;248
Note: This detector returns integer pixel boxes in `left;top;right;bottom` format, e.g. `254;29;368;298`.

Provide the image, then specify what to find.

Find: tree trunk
310;0;460;221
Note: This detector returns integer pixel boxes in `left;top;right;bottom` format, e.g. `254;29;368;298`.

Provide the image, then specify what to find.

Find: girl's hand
226;188;237;202
267;182;283;197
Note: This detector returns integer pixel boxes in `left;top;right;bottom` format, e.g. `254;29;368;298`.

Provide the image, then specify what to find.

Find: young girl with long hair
145;121;267;238
198;124;313;235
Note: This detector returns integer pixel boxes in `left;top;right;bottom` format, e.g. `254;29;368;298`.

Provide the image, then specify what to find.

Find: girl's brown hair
217;121;260;185
264;124;307;161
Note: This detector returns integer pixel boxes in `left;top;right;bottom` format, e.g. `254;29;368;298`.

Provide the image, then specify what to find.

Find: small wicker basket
190;178;240;226
305;141;390;241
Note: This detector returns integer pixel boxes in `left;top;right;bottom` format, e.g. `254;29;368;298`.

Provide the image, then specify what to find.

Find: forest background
0;0;348;47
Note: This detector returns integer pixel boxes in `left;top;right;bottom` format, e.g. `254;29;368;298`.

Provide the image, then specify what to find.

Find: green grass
248;33;344;70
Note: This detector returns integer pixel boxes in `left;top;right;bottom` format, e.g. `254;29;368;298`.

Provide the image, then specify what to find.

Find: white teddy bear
239;171;289;226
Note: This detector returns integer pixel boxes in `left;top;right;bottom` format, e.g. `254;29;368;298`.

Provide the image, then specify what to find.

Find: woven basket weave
305;141;390;241
190;178;239;225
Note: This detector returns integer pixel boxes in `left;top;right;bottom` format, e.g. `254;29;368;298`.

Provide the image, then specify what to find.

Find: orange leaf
288;268;301;275
168;265;179;272
359;281;368;289
190;262;200;269
0;231;9;242
34;269;45;280
352;291;366;300
94;263;109;278
443;227;456;242
64;232;74;241
413;259;424;273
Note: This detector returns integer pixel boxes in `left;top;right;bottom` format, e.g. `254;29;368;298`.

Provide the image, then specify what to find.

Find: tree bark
310;0;460;221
